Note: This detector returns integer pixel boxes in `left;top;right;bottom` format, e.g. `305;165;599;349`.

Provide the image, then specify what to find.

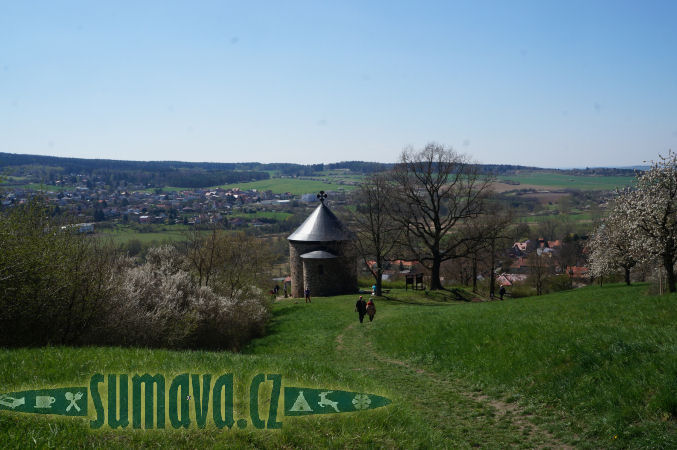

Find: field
516;211;596;224
6;183;69;192
230;211;292;221
0;284;675;448
98;224;194;245
497;172;636;191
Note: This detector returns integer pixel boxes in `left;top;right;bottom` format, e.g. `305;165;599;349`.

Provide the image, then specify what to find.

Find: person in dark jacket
355;296;367;323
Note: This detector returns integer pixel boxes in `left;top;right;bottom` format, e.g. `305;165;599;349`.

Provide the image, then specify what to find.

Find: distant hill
0;152;637;189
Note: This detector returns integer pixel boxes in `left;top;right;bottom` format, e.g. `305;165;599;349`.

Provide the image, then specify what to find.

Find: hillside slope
0;284;674;448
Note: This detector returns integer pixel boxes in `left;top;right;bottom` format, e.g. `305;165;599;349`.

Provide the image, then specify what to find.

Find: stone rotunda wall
289;241;356;298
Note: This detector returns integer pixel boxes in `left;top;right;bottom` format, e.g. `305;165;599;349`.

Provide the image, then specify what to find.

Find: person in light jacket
366;298;376;322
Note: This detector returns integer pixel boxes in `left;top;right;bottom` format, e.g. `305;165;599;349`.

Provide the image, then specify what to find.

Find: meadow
0;284;674;448
230;211;293;221
98;212;292;245
99;224;194;245
498;172;635;191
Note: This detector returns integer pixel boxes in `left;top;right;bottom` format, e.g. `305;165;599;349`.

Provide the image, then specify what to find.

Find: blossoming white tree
588;199;639;285
592;152;677;292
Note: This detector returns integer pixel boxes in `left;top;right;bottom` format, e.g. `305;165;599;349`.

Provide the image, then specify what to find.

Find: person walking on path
366;298;376;322
304;287;311;303
355;296;367;323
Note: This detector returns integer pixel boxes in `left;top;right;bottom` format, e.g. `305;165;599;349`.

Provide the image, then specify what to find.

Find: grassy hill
0;284;675;448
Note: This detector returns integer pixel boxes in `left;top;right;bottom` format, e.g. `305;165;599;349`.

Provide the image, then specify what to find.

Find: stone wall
288;240;357;297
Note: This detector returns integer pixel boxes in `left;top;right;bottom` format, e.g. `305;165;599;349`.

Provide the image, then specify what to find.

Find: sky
1;1;677;167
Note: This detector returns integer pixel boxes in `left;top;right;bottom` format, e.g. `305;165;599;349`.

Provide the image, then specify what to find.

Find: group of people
271;284;289;299
355;295;376;323
284;285;377;322
277;282;504;325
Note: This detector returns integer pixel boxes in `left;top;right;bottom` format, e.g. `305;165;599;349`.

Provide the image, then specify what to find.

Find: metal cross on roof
317;191;328;203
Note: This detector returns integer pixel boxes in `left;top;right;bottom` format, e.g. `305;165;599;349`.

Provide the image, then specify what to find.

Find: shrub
508;283;535;298
545;274;573;293
0;198;118;346
0;200;271;351
92;246;270;350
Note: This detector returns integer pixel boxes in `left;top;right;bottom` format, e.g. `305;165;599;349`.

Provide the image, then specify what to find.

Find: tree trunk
430;253;443;290
375;269;383;296
624;267;631;286
472;255;478;293
665;258;676;293
489;240;496;298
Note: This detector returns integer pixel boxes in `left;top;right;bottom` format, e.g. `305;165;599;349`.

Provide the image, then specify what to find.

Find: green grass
0;285;675;447
219;178;354;195
373;284;677;447
131;186;190;193
99;225;195;244
9;183;69;192
515;210;598;225
500;172;636;191
230;211;292;221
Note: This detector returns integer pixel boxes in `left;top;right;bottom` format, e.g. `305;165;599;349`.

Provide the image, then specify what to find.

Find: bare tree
183;228;274;298
391;143;493;290
207;231;275;299
351;173;401;296
537;218;559;242
452;209;512;296
529;250;552;295
184;226;223;287
475;211;513;297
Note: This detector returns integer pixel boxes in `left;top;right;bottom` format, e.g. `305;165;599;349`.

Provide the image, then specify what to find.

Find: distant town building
60;223;94;233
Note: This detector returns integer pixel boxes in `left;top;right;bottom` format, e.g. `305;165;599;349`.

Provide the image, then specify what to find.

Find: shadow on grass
381;293;465;306
376;286;486;306
270;303;307;319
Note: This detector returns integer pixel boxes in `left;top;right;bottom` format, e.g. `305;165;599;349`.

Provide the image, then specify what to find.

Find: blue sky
1;1;676;167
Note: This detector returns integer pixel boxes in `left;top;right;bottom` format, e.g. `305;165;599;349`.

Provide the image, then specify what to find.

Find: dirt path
335;317;573;449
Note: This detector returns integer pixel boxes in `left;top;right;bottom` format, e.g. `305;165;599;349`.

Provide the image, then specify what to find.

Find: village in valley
0;152;626;299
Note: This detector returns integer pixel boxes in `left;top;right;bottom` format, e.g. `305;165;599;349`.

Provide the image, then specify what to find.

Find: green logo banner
0;387;87;416
0;375;391;429
284;387;390;416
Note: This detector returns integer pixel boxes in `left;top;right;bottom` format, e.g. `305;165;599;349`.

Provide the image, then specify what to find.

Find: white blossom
589;151;677;291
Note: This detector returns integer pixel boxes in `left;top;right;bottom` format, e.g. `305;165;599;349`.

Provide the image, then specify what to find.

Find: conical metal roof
300;250;337;259
288;202;353;242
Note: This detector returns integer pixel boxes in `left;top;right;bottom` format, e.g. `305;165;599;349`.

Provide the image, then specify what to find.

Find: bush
0;198;118;346
545;274;573;293
0;200;271;351
507;283;536;298
96;246;270;350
